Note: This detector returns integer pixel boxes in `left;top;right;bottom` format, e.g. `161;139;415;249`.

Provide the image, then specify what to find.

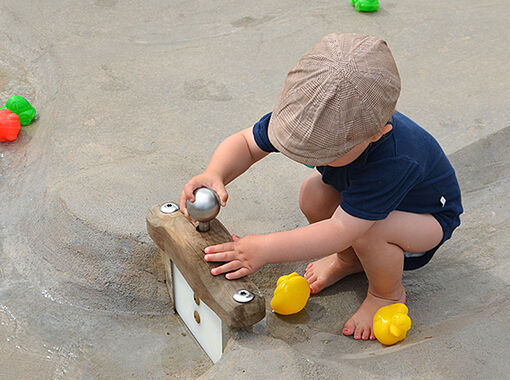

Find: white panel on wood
173;262;223;363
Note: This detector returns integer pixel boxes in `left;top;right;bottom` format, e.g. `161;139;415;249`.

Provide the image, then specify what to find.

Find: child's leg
299;172;363;293
344;210;443;340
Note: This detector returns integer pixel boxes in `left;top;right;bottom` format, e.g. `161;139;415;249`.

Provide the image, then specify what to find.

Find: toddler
179;34;463;341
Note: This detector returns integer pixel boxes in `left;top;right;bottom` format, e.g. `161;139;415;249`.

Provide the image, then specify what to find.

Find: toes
309;283;320;294
343;319;355;336
309;277;324;294
361;327;371;341
305;272;317;284
305;274;320;294
304;267;313;279
344;319;372;341
354;325;364;340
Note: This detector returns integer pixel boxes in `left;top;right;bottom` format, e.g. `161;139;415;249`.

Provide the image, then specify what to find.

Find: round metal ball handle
186;187;221;232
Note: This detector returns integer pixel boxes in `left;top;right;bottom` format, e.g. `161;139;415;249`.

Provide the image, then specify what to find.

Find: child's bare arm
204;206;376;279
179;127;268;212
205;127;268;185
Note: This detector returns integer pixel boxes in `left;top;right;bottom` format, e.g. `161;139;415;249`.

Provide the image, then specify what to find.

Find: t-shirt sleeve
340;157;423;220
252;112;278;153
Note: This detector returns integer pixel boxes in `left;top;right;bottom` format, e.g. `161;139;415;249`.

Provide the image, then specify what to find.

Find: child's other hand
204;234;266;280
178;173;228;217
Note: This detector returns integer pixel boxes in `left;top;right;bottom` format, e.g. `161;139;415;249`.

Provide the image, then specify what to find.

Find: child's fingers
178;191;189;217
231;234;240;241
204;251;235;263
214;186;228;207
210;260;242;276
225;267;250;280
204;242;234;254
183;182;198;202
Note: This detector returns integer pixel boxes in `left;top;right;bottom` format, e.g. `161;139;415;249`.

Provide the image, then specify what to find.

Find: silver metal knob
186;187;220;232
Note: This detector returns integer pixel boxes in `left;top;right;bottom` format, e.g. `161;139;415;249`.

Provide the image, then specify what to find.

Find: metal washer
160;202;179;214
233;289;254;303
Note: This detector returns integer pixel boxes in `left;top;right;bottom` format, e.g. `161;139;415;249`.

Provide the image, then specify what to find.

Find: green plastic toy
0;95;37;126
351;0;379;12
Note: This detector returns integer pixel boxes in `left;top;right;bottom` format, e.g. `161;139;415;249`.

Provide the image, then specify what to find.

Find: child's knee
351;234;372;254
299;190;321;221
299;174;319;217
299;173;340;222
351;224;390;253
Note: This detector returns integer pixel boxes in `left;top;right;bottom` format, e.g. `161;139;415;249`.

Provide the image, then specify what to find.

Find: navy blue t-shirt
253;111;463;241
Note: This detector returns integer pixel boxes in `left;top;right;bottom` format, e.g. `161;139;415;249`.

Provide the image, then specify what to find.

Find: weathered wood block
146;203;266;362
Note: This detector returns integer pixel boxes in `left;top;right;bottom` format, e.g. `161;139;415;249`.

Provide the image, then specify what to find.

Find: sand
1;0;510;378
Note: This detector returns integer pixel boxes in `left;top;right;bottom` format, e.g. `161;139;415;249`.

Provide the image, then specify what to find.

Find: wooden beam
146;204;265;328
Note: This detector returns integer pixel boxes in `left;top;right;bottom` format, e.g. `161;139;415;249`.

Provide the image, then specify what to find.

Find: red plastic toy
0;109;21;142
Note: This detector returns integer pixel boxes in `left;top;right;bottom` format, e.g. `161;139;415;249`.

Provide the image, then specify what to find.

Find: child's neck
326;140;371;167
327;123;392;167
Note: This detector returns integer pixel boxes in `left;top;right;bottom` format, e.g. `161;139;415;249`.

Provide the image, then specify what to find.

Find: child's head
268;33;401;166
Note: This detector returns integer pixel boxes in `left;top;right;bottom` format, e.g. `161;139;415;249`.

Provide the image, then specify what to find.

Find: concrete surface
1;0;509;378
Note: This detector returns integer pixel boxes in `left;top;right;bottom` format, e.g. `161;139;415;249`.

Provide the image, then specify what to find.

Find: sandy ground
1;0;509;378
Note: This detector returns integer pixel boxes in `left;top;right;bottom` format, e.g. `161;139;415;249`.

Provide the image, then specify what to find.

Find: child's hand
204;234;266;280
178;173;228;217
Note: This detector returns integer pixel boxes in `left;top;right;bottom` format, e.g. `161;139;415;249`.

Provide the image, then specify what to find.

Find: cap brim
267;115;350;167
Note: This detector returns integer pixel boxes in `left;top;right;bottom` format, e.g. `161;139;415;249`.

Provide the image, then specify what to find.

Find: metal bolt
233;289;254;303
160;202;179;214
193;293;200;306
194;310;201;324
186;188;220;232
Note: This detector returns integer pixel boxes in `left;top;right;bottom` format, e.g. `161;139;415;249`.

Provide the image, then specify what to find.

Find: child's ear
381;123;393;135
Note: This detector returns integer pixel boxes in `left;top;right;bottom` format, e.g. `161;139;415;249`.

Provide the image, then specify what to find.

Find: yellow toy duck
373;303;412;345
270;272;310;315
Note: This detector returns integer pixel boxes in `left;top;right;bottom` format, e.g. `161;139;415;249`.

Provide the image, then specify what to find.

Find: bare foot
304;250;363;294
343;288;407;341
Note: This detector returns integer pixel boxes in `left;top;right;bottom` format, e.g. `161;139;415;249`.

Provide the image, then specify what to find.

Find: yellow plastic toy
373;303;412;345
270;272;310;315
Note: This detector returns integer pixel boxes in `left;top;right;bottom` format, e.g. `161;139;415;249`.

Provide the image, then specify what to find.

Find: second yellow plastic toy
373;303;412;345
270;272;310;315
